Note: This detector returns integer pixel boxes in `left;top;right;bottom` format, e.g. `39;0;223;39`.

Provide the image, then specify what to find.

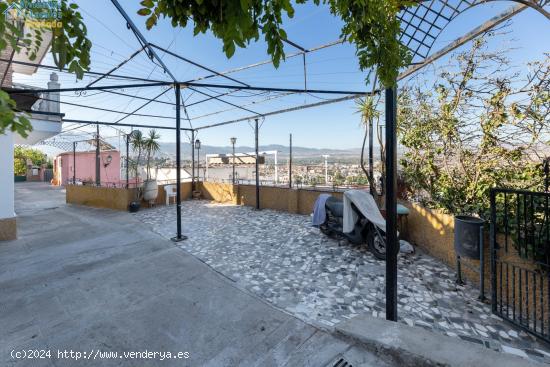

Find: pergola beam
184;39;344;107
62;118;194;131
114;87;172;124
6;81;368;96
5;81;173;94
189;39;344;84
85;46;147;88
185;89;239;108
148;43;250;87
110;0;177;82
187;86;260;116
139;45;261;115
194;93;369;130
180;82;368;95
0;58;168;84
13;92;174;120
111;0;258;119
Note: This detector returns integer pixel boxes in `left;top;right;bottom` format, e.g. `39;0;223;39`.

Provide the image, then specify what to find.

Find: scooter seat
325;196;344;217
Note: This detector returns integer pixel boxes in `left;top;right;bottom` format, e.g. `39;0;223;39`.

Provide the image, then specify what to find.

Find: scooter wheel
367;230;386;261
320;225;337;239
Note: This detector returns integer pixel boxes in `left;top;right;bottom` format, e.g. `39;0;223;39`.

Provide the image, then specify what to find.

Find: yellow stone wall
66;182;193;211
0;217;17;241
202;183;345;215
66;185;133;211
199;182;238;204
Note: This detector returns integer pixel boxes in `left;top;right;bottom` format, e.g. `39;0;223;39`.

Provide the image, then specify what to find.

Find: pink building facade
53;150;121;186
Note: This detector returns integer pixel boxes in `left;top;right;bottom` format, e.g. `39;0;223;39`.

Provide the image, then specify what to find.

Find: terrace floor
136;200;550;365
3;183;395;367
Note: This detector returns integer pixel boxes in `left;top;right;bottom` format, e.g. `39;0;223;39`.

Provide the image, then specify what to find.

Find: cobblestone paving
135;200;550;364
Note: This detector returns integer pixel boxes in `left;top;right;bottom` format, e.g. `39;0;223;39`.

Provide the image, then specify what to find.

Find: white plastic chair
164;184;177;205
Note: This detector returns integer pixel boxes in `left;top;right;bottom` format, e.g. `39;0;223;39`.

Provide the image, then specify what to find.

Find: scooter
318;193;388;260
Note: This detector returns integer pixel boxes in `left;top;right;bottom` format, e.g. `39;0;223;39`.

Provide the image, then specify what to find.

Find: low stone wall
199;182;238;204
199;182;343;215
66;182;193;211
403;203;456;264
66;185;134;211
297;188;343;215
0;217;16;241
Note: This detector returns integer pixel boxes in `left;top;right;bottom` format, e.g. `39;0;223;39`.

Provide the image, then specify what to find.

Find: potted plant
142;129;161;202
128;130;145;212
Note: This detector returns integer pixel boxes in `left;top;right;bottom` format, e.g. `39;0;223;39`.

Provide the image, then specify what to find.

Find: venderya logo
3;0;62;28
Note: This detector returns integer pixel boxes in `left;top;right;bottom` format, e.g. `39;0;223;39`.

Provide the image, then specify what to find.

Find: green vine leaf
135;0;416;88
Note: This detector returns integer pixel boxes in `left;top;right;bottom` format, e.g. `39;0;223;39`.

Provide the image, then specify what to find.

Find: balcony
10;73;63;145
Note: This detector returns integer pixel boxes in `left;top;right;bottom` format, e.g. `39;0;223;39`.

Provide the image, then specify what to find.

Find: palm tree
355;96;381;202
130;130;146;182
144;129;161;181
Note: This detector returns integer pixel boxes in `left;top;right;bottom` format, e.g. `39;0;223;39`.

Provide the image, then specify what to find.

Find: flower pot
128;201;141;213
143;179;158;202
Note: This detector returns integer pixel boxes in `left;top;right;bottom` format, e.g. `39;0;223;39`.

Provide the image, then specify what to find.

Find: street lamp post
322;155;330;185
95;124;100;186
194;139;201;183
230;137;237;184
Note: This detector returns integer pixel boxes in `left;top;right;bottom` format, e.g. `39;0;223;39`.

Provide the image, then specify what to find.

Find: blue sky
14;1;550;150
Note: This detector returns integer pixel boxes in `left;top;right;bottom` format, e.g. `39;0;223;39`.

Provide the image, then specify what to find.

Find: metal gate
490;188;550;342
43;169;53;182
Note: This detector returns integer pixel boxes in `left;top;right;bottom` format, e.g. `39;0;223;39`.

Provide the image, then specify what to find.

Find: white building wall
0;131;15;220
151;167;192;183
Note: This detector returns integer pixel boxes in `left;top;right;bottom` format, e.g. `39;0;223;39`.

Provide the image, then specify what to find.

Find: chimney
46;72;60;114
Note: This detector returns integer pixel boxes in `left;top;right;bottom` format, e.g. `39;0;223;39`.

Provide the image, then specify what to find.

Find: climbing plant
397;35;550;218
0;0;91;137
137;0;414;87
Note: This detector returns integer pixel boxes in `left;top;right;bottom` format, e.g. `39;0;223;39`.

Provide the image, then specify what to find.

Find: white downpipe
323;155;329;184
0;132;15;219
274;150;278;184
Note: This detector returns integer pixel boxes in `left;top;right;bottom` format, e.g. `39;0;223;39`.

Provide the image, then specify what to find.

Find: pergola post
72;142;76;185
95;124;100;186
368;111;374;195
125;133;129;189
191;130;195;192
255;118;260;210
172;84;187;242
289;133;292;188
385;86;398;322
231;138;236;184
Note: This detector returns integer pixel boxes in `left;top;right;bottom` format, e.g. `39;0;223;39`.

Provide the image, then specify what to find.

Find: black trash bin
454;215;485;259
454;215;487;299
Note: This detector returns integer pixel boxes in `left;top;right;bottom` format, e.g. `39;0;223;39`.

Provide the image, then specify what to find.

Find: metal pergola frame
5;0;549;323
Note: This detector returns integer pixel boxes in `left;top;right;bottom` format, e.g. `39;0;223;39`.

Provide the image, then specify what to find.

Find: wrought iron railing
490;188;550;342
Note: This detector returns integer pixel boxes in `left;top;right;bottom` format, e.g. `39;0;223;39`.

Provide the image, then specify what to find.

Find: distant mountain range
158;142;369;159
38;132;386;161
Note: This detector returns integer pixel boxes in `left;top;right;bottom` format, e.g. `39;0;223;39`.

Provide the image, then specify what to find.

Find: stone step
335;314;544;367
